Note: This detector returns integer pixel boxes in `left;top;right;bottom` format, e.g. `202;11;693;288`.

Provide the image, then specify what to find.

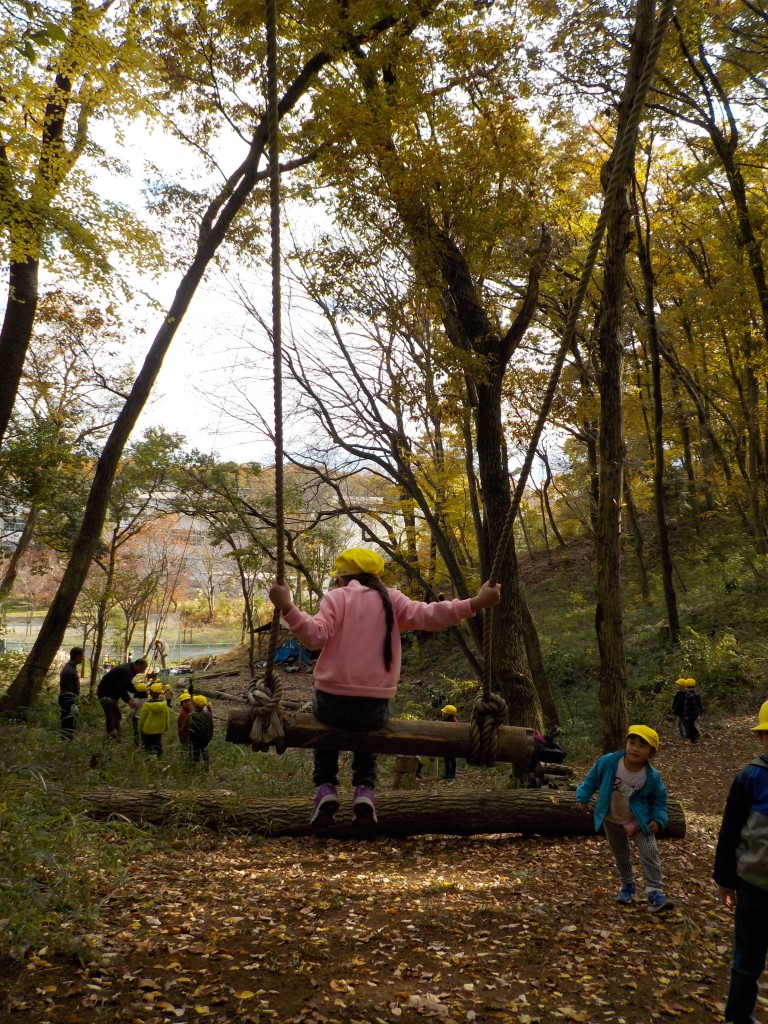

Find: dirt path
2;715;763;1024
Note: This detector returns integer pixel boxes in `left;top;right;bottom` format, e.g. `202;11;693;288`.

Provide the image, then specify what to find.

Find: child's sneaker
616;883;636;904
310;784;339;828
352;785;377;826
647;891;673;913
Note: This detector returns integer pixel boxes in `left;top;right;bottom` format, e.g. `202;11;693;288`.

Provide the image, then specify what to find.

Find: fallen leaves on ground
1;717;758;1024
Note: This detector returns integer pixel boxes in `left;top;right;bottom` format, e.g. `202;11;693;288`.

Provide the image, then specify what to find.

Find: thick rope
248;0;288;753
473;0;675;756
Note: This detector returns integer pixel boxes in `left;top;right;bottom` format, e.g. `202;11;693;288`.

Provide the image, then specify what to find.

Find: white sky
91;120;280;465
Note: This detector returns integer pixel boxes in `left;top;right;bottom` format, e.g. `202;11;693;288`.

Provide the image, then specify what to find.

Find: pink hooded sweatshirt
282;580;475;699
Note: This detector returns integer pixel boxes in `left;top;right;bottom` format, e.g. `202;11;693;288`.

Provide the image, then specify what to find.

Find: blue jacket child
713;700;768;1024
576;725;673;913
576;751;669;834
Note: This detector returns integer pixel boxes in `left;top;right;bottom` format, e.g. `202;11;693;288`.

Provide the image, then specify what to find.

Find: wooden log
79;786;686;839
534;762;574;777
226;707;535;765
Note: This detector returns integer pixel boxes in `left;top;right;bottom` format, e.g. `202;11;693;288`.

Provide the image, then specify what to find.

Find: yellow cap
627;724;659;750
134;682;148;693
149;682;164;695
334;547;385;578
751;700;768;732
441;705;457;716
192;694;208;708
179;692;192;702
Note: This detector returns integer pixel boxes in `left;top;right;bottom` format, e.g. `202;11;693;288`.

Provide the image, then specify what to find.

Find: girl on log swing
268;547;500;828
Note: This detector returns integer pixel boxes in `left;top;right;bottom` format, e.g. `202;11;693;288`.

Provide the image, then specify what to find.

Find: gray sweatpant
603;820;664;892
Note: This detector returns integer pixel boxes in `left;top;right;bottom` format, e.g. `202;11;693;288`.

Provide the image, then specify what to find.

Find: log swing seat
224;0;683;840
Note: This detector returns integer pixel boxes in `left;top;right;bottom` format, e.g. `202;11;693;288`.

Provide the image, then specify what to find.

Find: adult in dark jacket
59;647;85;740
97;658;147;738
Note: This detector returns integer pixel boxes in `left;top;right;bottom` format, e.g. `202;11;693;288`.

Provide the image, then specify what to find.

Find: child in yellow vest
138;682;172;756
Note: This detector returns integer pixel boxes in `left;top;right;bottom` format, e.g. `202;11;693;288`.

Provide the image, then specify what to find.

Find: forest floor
1;712;763;1024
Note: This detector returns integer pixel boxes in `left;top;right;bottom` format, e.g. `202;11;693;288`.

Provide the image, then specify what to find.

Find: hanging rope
470;0;676;764
248;0;289;753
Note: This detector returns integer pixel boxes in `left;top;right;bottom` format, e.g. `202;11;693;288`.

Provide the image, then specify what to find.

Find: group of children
672;675;704;743
266;546;768;1024
128;683;214;765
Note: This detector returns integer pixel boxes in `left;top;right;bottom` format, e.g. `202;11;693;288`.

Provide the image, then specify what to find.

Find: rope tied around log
247;674;289;753
468;692;508;766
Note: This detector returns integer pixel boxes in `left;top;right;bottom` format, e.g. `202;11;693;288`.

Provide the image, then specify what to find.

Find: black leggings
312;690;389;789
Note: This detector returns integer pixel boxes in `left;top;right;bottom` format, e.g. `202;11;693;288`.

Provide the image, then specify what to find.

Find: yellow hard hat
334;547;385;578
751;700;768;733
179;692;192;703
674;677;687;687
192;695;208;708
149;682;164;695
441;705;457;716
684;678;697;687
627;724;659;751
134;682;148;693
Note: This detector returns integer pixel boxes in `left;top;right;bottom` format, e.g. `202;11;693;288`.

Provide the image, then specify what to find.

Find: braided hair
344;572;395;670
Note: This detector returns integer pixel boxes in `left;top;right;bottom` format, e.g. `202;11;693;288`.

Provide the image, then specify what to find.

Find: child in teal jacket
576;725;673;913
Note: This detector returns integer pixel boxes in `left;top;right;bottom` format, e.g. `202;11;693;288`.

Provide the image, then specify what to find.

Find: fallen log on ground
187;668;243;683
226;708;535;765
79;786;686;839
180;685;247;703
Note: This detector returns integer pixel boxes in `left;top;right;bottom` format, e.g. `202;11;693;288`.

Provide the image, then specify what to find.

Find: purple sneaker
352;785;377;826
310;784;339;828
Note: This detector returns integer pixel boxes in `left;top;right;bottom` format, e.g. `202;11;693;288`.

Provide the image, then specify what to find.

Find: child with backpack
177;691;193;746
188;695;214;768
671;677;689;740
682;677;703;744
714;700;768;1024
439;705;459;781
268;547;500;828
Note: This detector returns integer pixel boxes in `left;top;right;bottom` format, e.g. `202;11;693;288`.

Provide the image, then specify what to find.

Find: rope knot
247;675;289;754
468;692;508;766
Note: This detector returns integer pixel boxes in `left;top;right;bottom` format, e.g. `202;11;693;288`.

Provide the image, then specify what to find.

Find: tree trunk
540;456;566;549
0;504;38;604
672;375;699;520
0;259;39;447
511;548;560;730
537;484;552;561
595;0;657;753
78;785;686;839
90;547;118;692
476;375;543;728
622;473;651;604
634;193;680;640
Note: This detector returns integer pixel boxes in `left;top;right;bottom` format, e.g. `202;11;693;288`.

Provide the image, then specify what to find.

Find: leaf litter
0;715;760;1023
